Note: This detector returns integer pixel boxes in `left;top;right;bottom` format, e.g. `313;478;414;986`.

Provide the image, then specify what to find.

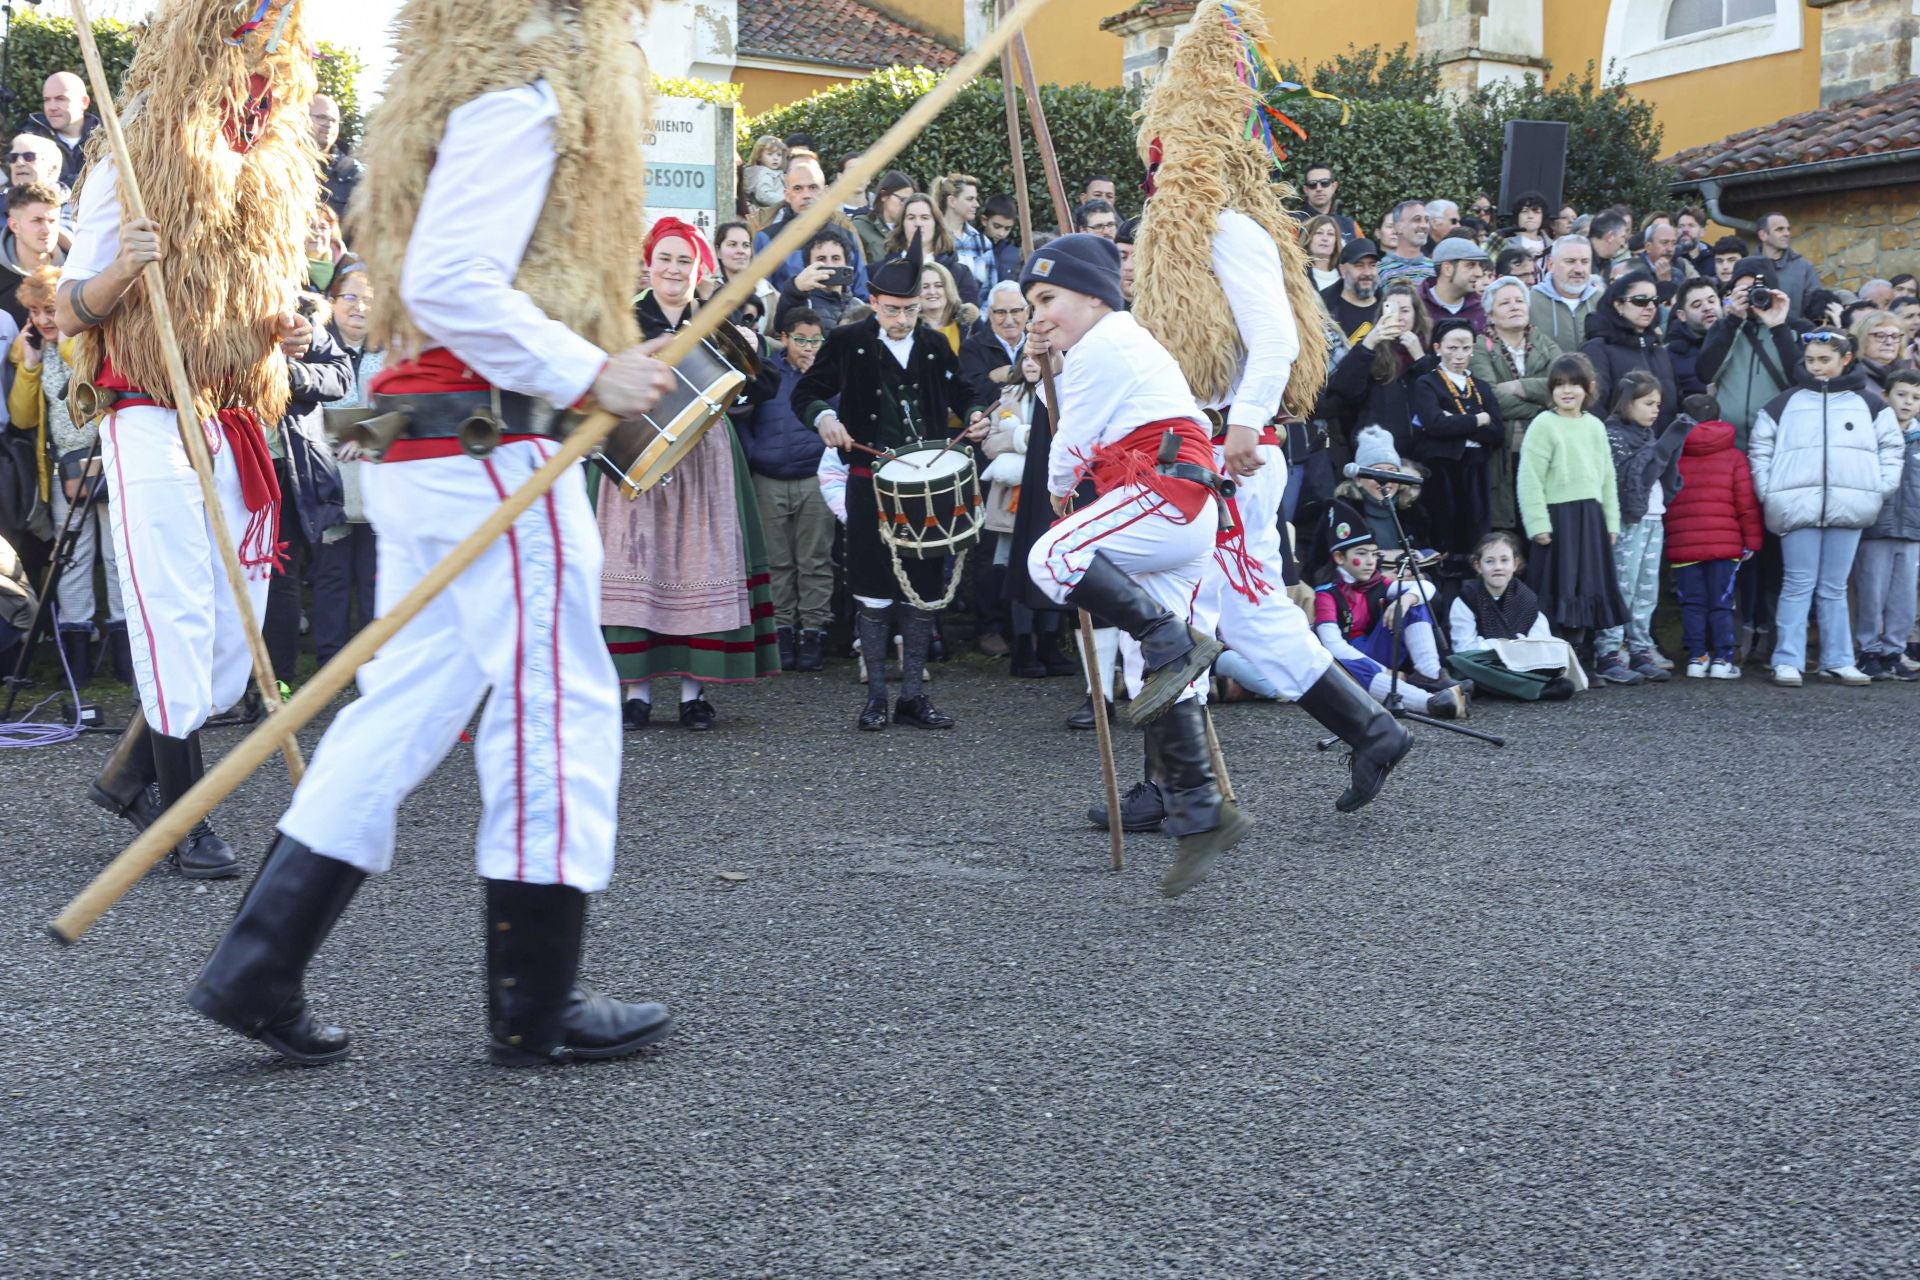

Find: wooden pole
996;0;1035;254
68;0;304;784
1012;36;1073;234
1038;363;1122;871
49;0;1062;946
1203;705;1237;805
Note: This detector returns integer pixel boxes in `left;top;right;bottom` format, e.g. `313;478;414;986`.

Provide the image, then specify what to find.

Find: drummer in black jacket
793;232;989;731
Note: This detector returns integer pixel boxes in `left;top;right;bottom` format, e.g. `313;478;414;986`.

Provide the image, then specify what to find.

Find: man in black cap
794;233;988;730
1322;237;1381;344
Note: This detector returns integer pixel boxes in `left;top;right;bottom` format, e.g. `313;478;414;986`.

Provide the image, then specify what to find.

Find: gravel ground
2;661;1915;1279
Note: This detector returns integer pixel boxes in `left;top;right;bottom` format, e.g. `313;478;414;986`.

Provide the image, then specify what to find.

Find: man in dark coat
309;94;363;229
957;279;1028;412
21;72;98;192
262;313;353;686
793;234;987;731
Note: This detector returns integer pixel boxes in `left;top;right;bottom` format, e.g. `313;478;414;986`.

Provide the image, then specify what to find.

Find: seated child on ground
1446;530;1582;701
1311;499;1470;720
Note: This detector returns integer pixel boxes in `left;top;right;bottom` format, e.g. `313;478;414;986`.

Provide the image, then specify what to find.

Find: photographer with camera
1695;257;1805;449
776;229;858;332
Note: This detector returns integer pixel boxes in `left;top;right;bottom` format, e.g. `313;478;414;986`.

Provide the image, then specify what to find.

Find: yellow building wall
1541;1;1822;155
734;66;857;118
736;0;1825;160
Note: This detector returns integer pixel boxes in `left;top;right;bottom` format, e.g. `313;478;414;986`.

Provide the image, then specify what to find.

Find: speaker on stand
1497;120;1568;220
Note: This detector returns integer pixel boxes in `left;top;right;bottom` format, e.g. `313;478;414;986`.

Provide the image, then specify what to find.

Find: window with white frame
1602;0;1798;85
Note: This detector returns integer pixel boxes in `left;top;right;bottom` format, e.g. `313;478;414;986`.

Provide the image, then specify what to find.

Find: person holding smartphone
7;264;119;683
775;230;856;331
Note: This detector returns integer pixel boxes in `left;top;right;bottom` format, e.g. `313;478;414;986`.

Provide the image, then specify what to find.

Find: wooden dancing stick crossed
68;0;306;784
50;0;1061;945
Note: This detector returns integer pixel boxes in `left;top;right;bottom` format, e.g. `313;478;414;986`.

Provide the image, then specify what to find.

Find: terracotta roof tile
1667;77;1920;180
737;0;959;71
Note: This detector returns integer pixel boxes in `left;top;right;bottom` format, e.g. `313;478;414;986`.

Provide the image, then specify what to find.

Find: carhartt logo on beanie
1019;233;1125;312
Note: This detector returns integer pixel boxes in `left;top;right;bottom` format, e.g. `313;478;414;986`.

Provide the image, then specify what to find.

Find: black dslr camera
1747;284;1777;312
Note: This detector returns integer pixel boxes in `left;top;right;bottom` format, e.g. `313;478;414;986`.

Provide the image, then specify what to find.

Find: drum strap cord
881;540;969;612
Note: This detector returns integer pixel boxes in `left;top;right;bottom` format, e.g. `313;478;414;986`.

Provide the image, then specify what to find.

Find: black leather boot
150;730;239;878
485;879;673;1067
776;625;797;671
795;628;827;672
1089;733;1166;832
57;626;95;683
87;704;161;833
1037;627;1079;676
105;620;134;684
1154;700;1253;898
186;834;365;1064
1065;552;1222;726
1010;634;1047;678
1065;694;1112;730
1294;665;1414;813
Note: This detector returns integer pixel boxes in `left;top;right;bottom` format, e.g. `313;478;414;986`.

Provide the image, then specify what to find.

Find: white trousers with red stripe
1196;443;1331;700
1029;483;1218;704
278;440;623;891
101;404;268;737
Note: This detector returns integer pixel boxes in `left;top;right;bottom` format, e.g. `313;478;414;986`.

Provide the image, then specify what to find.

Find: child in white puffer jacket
1748;332;1904;686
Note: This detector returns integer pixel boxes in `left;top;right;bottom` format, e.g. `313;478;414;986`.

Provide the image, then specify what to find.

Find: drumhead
879;446;973;481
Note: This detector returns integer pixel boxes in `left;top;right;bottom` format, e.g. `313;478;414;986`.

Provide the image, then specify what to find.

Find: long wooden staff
49;0;1060;945
1037;365;1124;872
1012;35;1073;235
68;0;304;784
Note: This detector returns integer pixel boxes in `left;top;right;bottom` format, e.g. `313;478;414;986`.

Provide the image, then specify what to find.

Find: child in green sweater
1516;354;1629;652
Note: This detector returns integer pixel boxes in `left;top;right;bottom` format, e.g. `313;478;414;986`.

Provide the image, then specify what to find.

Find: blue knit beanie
1020;233;1125;312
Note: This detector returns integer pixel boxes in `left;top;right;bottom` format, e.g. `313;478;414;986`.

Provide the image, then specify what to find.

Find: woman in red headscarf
597;218;782;728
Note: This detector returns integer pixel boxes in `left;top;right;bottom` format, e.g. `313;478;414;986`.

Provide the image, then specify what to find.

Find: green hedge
1272;98;1475;238
746;66;1146;232
2;10;366;151
747;49;1669;240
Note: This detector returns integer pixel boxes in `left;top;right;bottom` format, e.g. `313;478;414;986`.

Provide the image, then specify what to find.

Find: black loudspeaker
1498;120;1568;217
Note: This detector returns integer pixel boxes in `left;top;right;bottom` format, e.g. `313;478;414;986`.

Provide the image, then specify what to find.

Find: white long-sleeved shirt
396;81;608;407
1209;208;1300;429
1047;309;1207;498
1449;593;1554;651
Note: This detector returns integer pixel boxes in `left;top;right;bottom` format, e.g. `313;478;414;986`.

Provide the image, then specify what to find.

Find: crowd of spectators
5;78;1919;717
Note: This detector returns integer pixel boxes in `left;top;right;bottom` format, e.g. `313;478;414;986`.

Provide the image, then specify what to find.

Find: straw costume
69;0;318;881
1114;0;1414;825
189;0;675;1070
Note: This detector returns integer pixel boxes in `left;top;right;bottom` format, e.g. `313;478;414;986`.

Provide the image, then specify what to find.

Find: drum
872;440;983;560
594;324;756;496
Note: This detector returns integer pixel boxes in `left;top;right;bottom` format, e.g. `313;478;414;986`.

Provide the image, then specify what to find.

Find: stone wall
1757;185;1920;289
1809;0;1920;106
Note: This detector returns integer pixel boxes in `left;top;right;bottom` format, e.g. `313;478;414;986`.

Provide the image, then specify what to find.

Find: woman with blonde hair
918;261;977;353
1851;308;1912;390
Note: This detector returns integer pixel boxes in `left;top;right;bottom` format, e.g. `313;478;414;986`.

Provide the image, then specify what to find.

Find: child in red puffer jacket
1664;394;1764;677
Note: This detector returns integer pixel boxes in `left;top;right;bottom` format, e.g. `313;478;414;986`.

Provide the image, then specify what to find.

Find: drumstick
844;441;899;463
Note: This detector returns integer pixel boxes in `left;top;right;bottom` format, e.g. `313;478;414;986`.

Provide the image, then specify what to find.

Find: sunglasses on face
7;152;38;163
1304;179;1334;190
1623;295;1659;308
1801;331;1846;343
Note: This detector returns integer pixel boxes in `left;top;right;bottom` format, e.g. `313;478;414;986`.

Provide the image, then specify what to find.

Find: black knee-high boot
485;879;673;1067
856;605;892;730
1153;699;1253;897
894;607;953;728
187;834;366;1064
88;704;161;833
1293;665;1414;813
1065;551;1222;726
149;730;239;878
